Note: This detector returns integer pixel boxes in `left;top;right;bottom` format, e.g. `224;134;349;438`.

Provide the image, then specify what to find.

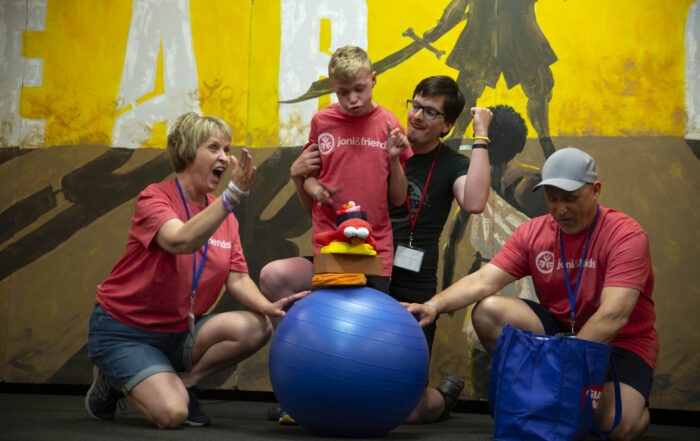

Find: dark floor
1;391;699;441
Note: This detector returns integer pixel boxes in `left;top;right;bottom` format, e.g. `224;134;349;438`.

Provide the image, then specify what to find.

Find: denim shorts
522;298;653;401
87;304;213;393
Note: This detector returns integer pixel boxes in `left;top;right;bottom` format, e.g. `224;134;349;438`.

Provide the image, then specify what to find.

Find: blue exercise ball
269;286;429;437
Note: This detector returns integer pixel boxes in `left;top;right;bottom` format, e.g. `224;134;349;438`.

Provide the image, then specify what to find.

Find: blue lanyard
559;204;599;334
175;178;209;308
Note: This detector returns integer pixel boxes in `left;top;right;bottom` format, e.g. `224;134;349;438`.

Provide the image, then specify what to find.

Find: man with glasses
389;75;493;423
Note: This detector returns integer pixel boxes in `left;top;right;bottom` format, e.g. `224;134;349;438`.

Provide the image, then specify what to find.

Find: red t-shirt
96;180;248;332
305;103;412;276
490;204;658;368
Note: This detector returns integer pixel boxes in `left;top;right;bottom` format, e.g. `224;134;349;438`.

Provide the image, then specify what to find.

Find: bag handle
488;323;512;416
592;358;622;439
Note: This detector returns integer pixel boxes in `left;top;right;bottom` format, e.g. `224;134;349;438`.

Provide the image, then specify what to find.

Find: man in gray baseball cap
533;147;598;191
405;146;658;440
532;147;601;235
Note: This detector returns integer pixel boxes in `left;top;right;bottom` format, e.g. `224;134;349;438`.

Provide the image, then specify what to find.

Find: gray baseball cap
533;147;598;191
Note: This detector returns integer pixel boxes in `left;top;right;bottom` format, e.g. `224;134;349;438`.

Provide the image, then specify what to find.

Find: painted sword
279;28;445;104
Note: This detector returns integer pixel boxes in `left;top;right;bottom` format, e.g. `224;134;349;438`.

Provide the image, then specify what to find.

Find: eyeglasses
406;100;445;120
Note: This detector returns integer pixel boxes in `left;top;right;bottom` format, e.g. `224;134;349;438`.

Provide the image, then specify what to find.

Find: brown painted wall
2;136;698;411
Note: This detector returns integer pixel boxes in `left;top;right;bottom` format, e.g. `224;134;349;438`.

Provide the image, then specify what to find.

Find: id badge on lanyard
394;243;425;272
393;144;440;274
188;309;196;335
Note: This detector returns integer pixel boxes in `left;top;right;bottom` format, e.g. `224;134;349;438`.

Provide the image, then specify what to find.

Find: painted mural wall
1;0;699;412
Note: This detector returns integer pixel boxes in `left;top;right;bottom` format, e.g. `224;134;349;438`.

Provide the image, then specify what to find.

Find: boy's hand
311;183;342;206
386;121;409;160
291;144;321;179
303;176;341;206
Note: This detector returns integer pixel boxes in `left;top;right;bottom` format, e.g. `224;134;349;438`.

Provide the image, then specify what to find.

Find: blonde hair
167;112;231;172
328;45;373;82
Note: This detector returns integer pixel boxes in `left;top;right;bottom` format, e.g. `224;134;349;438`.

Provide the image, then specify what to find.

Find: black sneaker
85;366;123;420
184;387;211;427
437;374;465;420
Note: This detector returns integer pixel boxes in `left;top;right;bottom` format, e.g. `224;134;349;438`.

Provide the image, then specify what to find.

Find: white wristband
423;301;439;316
228;181;250;197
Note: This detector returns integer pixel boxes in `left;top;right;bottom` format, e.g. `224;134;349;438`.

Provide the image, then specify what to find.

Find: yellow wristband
473;135;490;143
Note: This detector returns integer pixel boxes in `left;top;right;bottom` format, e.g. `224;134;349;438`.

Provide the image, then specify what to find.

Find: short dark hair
412;75;465;125
488;105;528;166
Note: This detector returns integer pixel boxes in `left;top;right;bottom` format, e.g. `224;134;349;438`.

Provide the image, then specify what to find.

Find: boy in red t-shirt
260;46;411;302
260;46;411;425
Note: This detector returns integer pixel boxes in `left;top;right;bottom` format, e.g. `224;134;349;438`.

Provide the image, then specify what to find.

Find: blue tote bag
488;325;621;441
